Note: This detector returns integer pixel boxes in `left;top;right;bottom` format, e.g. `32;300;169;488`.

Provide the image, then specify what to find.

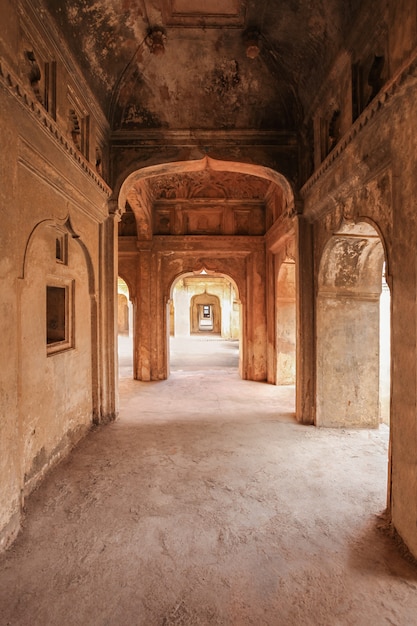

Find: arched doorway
190;293;221;334
117;277;133;378
117;157;295;382
169;272;241;374
117;277;132;336
316;221;390;428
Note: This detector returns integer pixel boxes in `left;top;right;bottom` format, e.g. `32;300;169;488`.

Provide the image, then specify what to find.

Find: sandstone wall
0;0;115;550
302;0;417;557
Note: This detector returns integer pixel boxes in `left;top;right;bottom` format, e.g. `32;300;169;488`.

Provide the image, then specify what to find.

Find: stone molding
111;129;297;148
265;214;295;254
0;57;112;197
301;46;417;197
17;0;108;130
151;234;265;249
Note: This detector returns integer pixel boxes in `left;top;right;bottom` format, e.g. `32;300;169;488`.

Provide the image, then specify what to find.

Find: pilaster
296;216;315;424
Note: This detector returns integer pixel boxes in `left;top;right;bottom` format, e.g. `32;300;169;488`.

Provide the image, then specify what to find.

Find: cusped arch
118;156;295;226
118;274;134;300
169;268;241;305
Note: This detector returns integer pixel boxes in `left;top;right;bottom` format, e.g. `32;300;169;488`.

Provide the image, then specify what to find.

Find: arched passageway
190;293;221;335
169;272;241;373
117;157;295;384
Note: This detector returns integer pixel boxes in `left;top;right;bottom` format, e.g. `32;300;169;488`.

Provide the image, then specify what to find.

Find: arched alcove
19;220;94;494
316;221;388;428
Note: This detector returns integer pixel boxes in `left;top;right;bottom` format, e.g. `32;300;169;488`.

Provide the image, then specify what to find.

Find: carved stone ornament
145;28;167;56
148;170;270;201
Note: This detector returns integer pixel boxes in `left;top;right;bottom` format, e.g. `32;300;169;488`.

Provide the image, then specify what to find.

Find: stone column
295;216;315;424
265;250;277;384
135;242;152;381
134;243;168;380
244;247;267;381
221;283;232;338
390;252;417;557
98;199;120;422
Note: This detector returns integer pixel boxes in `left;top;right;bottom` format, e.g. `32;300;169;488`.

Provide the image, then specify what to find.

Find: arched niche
19;219;96;496
316;221;386;428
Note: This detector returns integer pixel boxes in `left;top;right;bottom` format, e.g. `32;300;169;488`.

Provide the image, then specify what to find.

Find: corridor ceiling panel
43;0;363;131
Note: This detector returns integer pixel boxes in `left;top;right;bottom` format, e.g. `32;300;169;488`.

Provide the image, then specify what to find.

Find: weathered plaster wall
20;226;92;494
0;2;114;550
302;10;417;555
387;74;417;561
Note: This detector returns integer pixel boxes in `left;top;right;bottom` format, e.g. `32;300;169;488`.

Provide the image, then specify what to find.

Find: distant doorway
190;293;221;334
170;273;241;374
117;277;133;379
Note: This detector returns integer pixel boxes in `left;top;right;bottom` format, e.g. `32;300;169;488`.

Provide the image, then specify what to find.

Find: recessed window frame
46;278;75;356
55;231;68;264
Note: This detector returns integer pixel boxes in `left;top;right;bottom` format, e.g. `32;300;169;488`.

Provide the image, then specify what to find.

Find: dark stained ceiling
44;0;362;131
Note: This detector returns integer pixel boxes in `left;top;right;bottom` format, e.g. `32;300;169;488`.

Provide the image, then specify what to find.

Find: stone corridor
0;339;415;625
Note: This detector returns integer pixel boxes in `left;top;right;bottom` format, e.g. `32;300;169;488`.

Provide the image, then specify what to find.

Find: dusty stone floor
1;336;417;625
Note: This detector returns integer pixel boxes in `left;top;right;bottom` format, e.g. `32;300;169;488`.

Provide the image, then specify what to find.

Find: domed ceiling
44;0;362;132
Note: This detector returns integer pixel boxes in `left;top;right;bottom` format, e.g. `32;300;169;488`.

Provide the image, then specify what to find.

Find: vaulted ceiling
45;0;363;132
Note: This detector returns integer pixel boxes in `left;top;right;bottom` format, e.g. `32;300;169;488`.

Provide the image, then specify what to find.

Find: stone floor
0;336;416;625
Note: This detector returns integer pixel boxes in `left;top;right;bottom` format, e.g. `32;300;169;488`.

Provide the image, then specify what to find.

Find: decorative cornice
152;235;265;250
18;0;109;131
301;46;417;197
111;129;298;149
0;57;112;197
118;234;266;255
265;214;295;253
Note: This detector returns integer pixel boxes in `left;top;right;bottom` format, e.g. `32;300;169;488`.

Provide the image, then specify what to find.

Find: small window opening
46;281;73;354
47;286;66;344
55;233;67;264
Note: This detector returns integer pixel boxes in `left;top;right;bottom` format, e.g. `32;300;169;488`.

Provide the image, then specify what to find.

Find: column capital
108;198;123;221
